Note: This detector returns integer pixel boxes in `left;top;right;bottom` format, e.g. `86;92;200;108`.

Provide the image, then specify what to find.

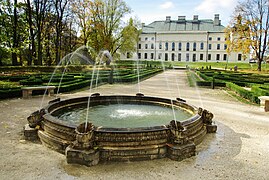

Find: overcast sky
124;0;239;26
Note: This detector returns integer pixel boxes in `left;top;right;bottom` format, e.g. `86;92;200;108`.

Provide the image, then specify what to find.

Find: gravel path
0;70;268;180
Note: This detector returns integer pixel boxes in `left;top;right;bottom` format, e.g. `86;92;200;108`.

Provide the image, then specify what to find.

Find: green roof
142;19;225;33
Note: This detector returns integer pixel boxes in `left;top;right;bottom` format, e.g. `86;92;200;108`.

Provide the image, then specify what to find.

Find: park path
0;69;268;180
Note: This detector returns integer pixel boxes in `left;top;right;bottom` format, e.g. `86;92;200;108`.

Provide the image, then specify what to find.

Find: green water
54;104;193;128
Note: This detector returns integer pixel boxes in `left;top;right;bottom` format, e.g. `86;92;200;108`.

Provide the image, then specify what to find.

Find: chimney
178;16;186;21
193;15;198;21
214;14;220;26
166;16;171;22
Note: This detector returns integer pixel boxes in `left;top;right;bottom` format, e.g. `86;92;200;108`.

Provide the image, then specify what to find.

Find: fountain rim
42;94;201;133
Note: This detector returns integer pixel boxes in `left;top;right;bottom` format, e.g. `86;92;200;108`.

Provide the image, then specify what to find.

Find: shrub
226;82;260;104
196;81;211;86
19;78;43;86
251;85;269;96
0;89;22;99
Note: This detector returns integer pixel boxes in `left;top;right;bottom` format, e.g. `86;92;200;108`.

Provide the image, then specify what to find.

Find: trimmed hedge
20;78;43;85
226;82;260;104
251;85;269;97
0;89;22;99
196;81;211;86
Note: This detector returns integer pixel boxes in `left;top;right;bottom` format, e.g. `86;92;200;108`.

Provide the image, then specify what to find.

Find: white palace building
124;14;245;62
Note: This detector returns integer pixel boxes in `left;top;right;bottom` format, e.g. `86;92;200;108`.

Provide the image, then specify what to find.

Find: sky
123;0;239;26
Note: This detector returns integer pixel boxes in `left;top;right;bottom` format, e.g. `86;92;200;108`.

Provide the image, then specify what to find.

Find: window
127;52;131;59
186;42;190;51
200;42;204;50
238;54;242;61
151;53;154;59
217;44;220;50
178;42;182;51
159;42;162;49
217;37;221;41
209;37;212;41
178;53;181;61
145;37;148;41
208;44;212;50
138;44;141;49
144;53;147;59
139;38;141;41
208;54;211;60
186;53;189;61
151;43;154;49
216;54;220;61
193;54;196;62
145;44;148;49
158;53;162;59
200;54;204;60
223;54;227;61
165;53;168;61
165;42;168;51
224;44;227;50
193;42;197;51
138;53;141;59
172;42;175;51
171;53;175;61
151;37;154;41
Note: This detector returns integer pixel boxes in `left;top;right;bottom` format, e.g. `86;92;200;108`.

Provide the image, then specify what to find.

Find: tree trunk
12;0;18;66
258;59;262;71
26;0;35;66
37;28;43;65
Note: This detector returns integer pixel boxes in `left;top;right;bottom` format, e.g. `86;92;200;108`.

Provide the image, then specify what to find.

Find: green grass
225;89;259;106
186;70;201;87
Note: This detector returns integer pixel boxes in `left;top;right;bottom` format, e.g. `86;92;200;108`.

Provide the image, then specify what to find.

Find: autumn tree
87;0;134;57
53;0;70;64
71;0;92;46
225;0;269;71
117;18;140;57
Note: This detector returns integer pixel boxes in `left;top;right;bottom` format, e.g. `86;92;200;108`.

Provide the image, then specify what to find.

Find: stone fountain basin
38;94;209;162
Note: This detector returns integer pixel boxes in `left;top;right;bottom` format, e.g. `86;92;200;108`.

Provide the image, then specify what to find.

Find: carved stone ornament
169;120;188;145
27;109;45;128
198;108;213;125
73;122;95;149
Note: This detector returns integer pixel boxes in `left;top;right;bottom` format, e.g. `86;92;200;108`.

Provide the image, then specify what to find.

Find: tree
0;0;28;66
71;0;92;46
12;0;19;66
24;0;36;65
87;0;132;57
33;0;51;65
225;0;269;71
118;18;140;57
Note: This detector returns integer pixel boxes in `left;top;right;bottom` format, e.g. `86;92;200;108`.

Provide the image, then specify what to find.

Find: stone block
265;100;269;112
24;124;39;141
65;146;100;166
206;124;217;133
167;142;196;161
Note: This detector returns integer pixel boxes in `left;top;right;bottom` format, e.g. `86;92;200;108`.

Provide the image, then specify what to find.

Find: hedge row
251;85;269;97
226;82;260;104
0;89;22;99
114;69;162;83
58;78;107;93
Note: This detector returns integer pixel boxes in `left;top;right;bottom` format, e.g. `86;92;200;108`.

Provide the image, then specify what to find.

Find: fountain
24;48;217;166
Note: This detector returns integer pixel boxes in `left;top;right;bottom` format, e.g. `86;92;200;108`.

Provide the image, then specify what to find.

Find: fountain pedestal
167;142;196;161
24;109;45;141
66;147;99;167
24;124;39;141
65;123;100;166
167;120;196;161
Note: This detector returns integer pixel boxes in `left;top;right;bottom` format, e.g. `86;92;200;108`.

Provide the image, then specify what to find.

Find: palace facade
123;14;245;62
